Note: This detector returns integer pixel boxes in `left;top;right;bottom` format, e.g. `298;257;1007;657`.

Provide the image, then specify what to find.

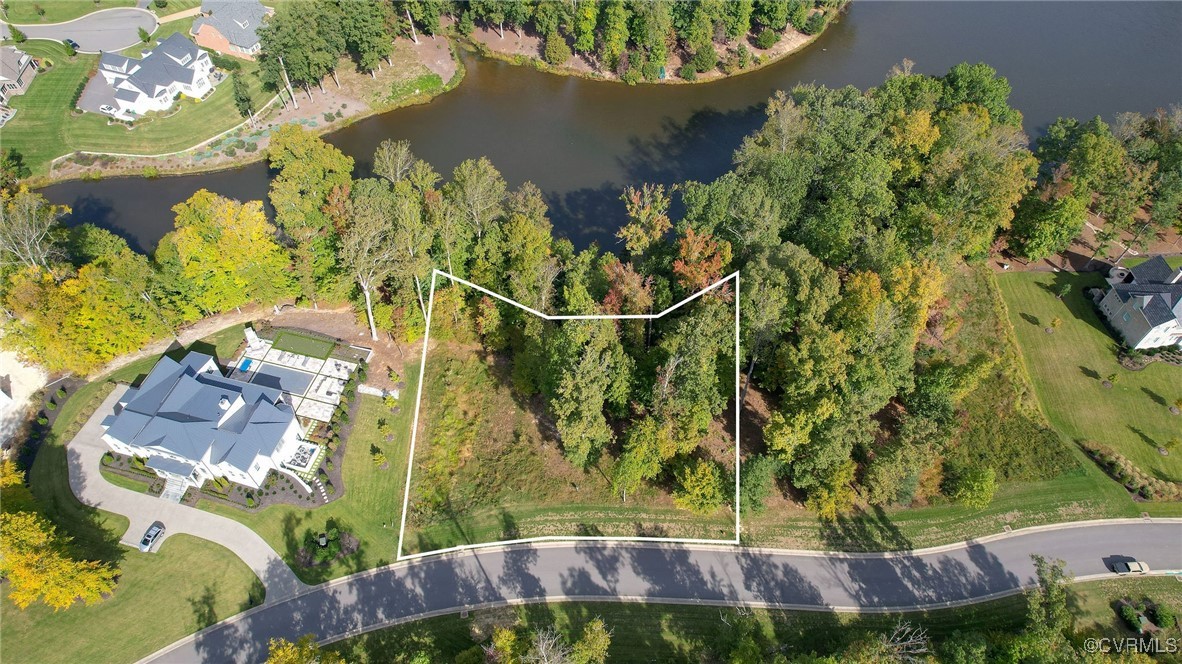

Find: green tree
0;148;31;191
949;465;997;510
674;458;726;514
232;74;254;123
572;617;612;664
739;454;779;514
267;125;354;303
545;319;632;468
265;634;345;664
341;179;400;340
617;183;672;257
0;187;67;273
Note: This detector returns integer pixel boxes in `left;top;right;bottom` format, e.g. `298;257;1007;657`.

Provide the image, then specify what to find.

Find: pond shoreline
26;38;467;189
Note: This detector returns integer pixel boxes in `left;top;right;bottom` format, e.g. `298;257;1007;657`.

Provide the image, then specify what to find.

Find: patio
231;331;358;424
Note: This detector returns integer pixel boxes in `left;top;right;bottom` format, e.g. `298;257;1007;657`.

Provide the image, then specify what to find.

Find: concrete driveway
66;385;308;602
1;7;157;53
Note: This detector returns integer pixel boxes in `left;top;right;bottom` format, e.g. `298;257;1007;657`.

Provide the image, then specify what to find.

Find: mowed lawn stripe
998;270;1182;482
4;38;273;175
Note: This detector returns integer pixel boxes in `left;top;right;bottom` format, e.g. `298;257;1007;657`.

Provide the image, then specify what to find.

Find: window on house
253;462;261;471
1122;312;1131;322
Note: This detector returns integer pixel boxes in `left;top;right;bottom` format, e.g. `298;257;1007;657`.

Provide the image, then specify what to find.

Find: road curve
1;8;157;53
141;521;1182;663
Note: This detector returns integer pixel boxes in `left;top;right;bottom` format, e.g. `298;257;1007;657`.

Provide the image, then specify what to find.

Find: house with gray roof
91;32;213;120
192;0;271;60
100;351;304;491
0;46;37;127
1097;255;1182;350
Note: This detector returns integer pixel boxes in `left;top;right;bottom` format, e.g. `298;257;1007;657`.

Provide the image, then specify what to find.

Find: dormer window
179;54;192;65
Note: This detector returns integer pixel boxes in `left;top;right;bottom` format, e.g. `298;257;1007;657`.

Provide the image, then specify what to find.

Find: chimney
218;396;230;410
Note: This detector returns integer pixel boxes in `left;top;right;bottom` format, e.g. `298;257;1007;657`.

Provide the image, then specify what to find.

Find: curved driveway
1;8;157;53
142;521;1182;663
68;386;308;602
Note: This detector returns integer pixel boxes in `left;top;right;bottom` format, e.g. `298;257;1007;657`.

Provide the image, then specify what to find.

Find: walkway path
67;385;308;602
155;6;202;23
141;520;1182;663
0;7;157;53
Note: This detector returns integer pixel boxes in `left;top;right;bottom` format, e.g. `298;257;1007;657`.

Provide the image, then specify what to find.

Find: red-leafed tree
672;227;732;292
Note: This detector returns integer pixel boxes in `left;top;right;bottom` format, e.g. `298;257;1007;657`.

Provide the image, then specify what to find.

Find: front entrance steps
160;477;187;503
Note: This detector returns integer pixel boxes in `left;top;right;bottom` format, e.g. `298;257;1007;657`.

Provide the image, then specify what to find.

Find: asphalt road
141;521;1182;663
1;8;157;53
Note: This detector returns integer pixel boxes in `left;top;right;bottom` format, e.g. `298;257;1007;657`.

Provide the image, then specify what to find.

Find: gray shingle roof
1129;255;1174;284
194;0;269;50
98;33;206;98
107;352;296;473
1111;256;1182;328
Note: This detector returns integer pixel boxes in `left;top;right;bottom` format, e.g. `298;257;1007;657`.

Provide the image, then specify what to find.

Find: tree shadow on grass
1140;387;1167;408
818;505;913;553
189;584;218;630
1079;365;1101;381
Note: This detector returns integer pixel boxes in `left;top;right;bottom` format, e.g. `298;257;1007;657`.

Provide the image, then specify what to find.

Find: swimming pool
239;358;253;372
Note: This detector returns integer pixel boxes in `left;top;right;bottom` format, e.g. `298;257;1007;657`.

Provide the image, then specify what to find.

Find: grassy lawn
118;17;196;57
2;324;260;664
2;0;134;23
0;535;260;664
99;466;151;494
998;270;1182;482
198;386;418;584
3;38;272;175
329;577;1182;662
272;329;336;359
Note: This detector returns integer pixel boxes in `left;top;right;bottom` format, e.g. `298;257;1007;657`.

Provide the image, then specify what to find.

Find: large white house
1097;255;1182;350
101;352;305;490
94;33;213;120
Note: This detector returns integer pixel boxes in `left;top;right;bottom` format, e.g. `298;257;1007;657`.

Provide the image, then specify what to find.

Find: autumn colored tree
265;634;345;664
616;183;671;257
673;458;726;514
341;179;400;340
1;463;118;612
672;227;732;292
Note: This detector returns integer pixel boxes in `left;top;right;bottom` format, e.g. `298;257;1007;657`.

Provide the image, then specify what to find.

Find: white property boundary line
395;269;742;561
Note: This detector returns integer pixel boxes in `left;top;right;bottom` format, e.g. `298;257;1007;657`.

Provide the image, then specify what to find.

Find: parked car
138;522;165;552
98;105;115;115
63;39;80;50
1112;561;1149;575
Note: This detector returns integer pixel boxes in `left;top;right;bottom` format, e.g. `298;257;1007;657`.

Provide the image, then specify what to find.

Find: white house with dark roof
1098;255;1182;349
0;46;37;127
100;351;305;490
191;0;271;60
93;33;213;120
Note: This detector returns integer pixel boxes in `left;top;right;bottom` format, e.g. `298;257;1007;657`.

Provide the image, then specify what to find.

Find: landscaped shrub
101;452;114;466
56;387;67;399
131;456;146;470
224;147;236;157
754;29;779;49
246;494;256;507
154;0;168;7
1153;603;1177;629
326;459;333;471
244;142;258;153
70;75;89;107
64;41;77;57
142;166;159;178
208;52;240;71
139;27;151;43
1120;603;1141;631
46;400;57;411
34;3;44;16
36;415;48;425
322;112;335;123
10;26;26;43
543;32;572;66
325;481;336;495
678;65;697;82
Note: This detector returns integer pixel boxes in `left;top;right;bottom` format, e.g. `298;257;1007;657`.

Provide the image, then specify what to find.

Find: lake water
40;1;1182;253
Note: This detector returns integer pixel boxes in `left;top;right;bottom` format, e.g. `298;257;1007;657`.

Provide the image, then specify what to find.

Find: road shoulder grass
1;0;135;23
328;577;1182;663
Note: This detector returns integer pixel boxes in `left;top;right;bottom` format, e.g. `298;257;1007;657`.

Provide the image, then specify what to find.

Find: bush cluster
1081;441;1182;501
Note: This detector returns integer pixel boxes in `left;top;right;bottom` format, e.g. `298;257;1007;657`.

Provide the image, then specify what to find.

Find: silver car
138;522;165;552
1112;561;1149;575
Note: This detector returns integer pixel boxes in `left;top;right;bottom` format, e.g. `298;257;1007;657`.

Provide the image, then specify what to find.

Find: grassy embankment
1;0;135;23
998;269;1182;483
328;577;1182;663
0;325;260;664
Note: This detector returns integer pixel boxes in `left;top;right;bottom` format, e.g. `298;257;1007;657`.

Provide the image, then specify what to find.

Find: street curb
134;519;1182;663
